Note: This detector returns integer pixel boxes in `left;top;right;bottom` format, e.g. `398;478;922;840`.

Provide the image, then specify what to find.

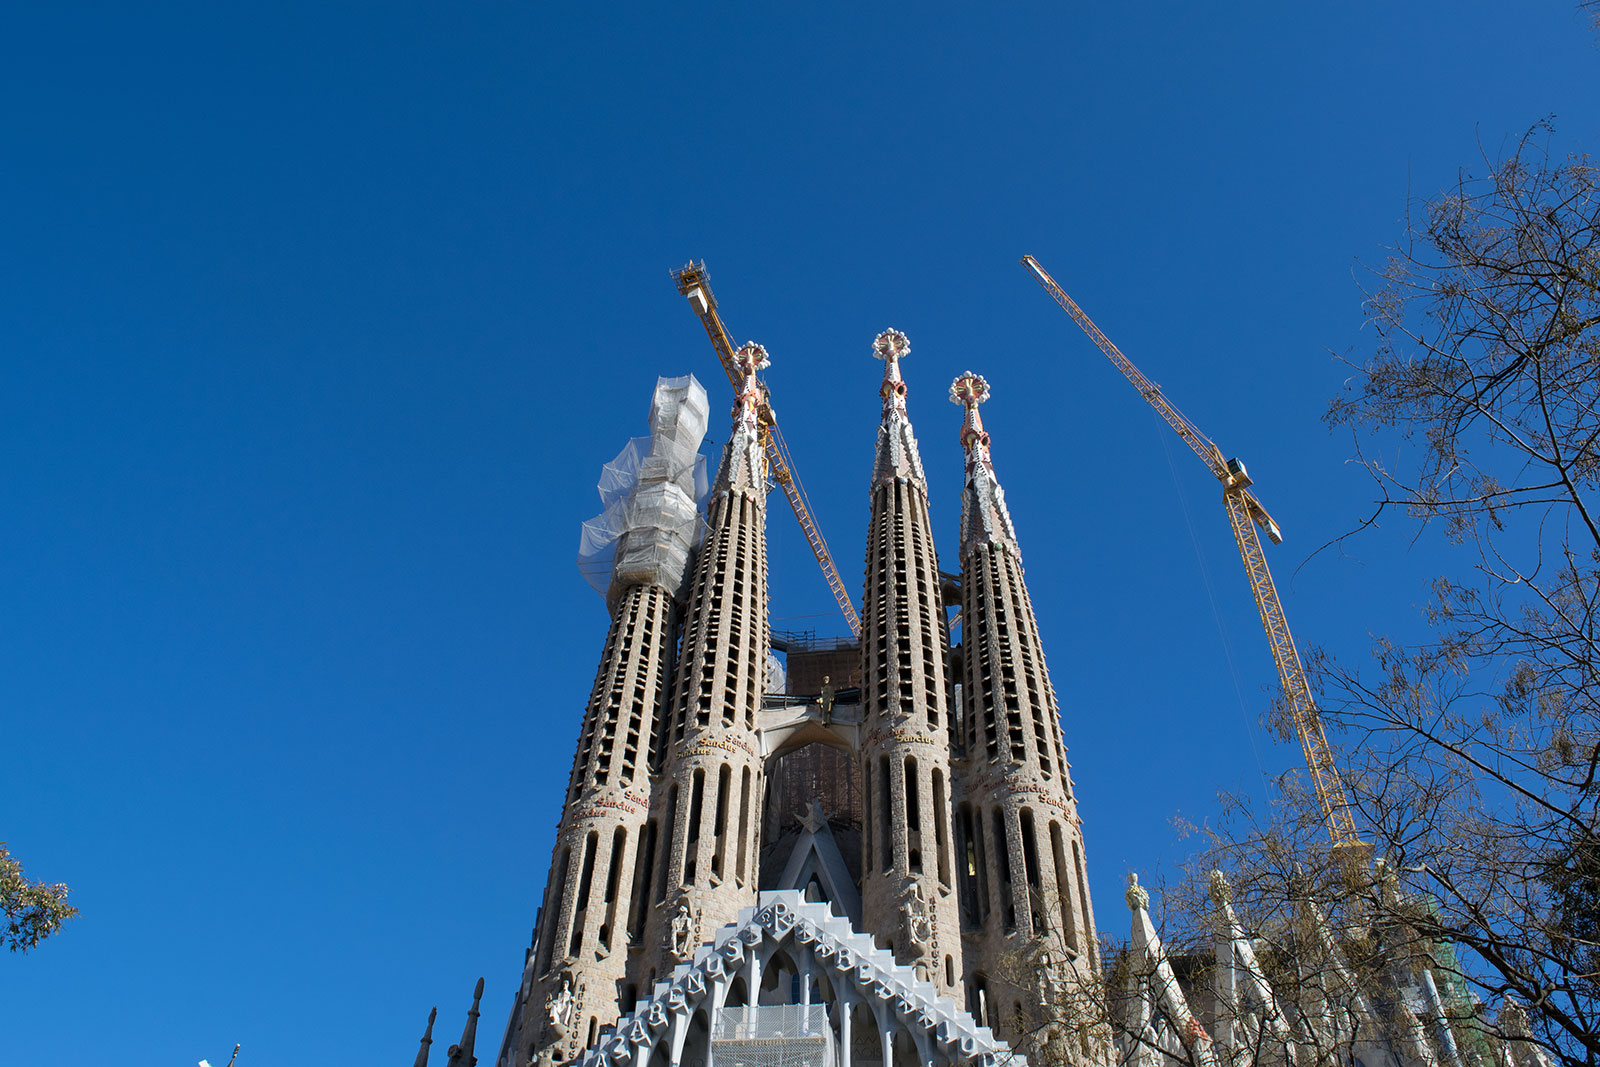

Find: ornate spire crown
1125;872;1151;912
732;341;770;427
713;340;771;495
873;328;910;412
948;371;991;456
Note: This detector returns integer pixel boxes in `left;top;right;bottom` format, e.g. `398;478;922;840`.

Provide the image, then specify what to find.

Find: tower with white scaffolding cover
642;343;772;984
511;376;710;1067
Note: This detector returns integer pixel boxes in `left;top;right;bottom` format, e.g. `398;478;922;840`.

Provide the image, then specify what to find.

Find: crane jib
1022;253;1362;850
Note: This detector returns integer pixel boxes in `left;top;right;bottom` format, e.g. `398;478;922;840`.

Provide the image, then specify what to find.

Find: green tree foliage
2;842;77;953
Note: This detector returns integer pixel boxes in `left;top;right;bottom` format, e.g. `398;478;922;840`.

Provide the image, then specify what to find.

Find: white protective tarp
577;375;711;600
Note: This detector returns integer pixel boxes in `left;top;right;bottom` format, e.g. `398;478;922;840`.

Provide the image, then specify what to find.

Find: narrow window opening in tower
735;767;751;885
1050;820;1078;953
1020;809;1045;935
879;756;894;873
944;954;955;988
932;769;951;888
904;755;922;873
862;763;873;872
621;984;639;1014
630;820;658;944
969;973;989;1026
685;770;705;885
570;831;598;956
993;808;1016;932
599;826;626;951
970;806;990;923
954;807;977;926
711;764;730;880
587;1017;598;1048
538;848;569;976
657;786;677;902
1073;839;1093;962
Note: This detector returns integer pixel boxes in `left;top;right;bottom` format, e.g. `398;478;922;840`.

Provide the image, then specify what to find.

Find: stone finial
446;978;485;1067
1208;869;1233;907
873;328;911;408
1125;872;1150;912
414;1007;437;1067
949;372;992;453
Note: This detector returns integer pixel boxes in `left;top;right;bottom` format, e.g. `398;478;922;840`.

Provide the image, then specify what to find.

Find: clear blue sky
2;3;1595;1063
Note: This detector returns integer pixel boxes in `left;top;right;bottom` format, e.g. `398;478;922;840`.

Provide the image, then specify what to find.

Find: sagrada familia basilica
408;330;1552;1067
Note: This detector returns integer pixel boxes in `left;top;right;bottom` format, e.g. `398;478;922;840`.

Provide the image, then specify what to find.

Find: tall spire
413;1007;437;1067
949;372;1017;556
859;328;959;996
648;338;771;980
1122;874;1217;1067
870;328;927;487
948;369;1099;1060
714;341;769;494
512;378;708;1067
447;978;484;1067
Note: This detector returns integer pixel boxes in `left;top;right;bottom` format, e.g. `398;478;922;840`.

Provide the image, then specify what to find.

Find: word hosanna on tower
489;325;1100;1067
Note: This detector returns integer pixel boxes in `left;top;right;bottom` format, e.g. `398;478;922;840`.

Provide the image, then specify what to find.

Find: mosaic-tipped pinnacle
872;328;910;361
949;371;990;405
734;341;771;372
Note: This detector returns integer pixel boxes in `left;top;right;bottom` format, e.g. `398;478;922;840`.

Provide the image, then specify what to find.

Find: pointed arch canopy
575;892;1024;1067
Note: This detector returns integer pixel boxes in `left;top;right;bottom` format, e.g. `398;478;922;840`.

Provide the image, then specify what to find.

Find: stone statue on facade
819;676;835;724
903;883;933;951
545;972;576;1039
667;893;698;960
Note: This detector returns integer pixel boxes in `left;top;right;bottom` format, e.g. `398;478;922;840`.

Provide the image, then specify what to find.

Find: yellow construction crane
670;261;862;639
1021;254;1361;850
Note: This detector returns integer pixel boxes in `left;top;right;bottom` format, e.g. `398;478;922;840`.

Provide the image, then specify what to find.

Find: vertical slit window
630;820;657;943
599;826;626;951
711;764;730;879
658;786;677;901
993;808;1015;931
736;767;752;885
879;756;894;873
1073;839;1093;961
685;770;704;885
538;848;569;976
569;831;598;956
904;756;922;873
1050;821;1078;952
933;769;951;888
1020;809;1044;935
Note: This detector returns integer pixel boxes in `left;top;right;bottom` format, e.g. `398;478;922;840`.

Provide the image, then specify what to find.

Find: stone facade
495;335;1102;1067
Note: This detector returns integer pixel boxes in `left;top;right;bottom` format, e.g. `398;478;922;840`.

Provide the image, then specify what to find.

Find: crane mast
1021;254;1361;850
670;261;862;639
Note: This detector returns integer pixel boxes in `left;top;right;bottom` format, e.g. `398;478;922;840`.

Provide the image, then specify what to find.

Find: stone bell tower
858;328;962;998
948;371;1099;1056
510;377;709;1067
640;342;771;982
